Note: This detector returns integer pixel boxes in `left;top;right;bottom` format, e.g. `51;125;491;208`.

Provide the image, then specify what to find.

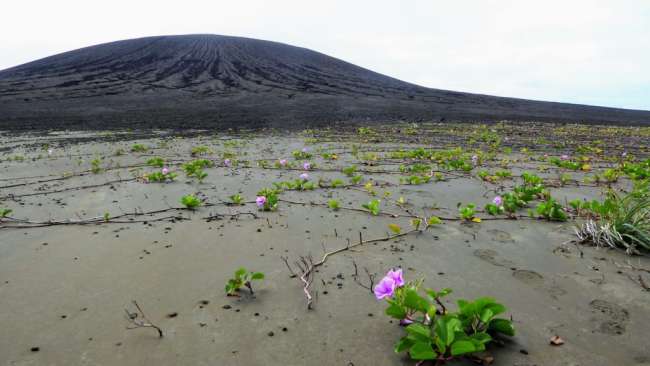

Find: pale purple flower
303;162;311;170
256;196;267;208
493;196;503;206
300;173;309;180
386;268;405;288
399;318;413;326
47;148;53;156
374;276;396;300
471;155;479;165
560;154;569;161
622;152;627;158
279;159;288;166
301;147;308;153
162;167;169;175
224;158;231;167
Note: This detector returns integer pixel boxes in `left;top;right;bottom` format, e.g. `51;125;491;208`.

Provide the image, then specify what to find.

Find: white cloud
1;0;648;109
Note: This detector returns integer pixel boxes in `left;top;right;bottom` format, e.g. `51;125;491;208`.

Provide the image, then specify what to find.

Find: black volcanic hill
1;34;648;129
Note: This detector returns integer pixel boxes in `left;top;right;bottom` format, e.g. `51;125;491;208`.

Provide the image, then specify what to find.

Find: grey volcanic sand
1;126;649;366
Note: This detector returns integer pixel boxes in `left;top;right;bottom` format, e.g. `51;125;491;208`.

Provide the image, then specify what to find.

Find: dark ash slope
1;34;648;129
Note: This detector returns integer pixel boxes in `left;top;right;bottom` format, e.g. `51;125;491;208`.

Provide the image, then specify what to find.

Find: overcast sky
1;0;648;110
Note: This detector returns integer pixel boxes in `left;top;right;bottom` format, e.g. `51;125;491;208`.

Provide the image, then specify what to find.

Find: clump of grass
575;183;650;254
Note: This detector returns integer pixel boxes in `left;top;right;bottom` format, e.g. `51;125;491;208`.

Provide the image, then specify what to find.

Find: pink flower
162;167;169;175
493;196;503;206
256;196;266;208
374;277;396;300
386;268;405;287
560;154;569;161
303;162;311;170
300;173;309;180
374;268;405;300
279;159;288;166
224;159;231;167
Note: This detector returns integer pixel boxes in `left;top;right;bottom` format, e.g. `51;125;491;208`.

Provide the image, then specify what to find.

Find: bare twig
124;300;163;338
351;260;376;294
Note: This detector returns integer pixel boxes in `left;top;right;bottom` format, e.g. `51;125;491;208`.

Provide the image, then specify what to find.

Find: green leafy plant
378;271;514;364
350;175;363;184
484;203;504;216
230;194;243;205
330;179;344;188
459;203;477;221
182;159;214;177
328;199;341;211
191;145;210;156
256;188;279;211
342;165;358;177
292;149;312;160
195;170;208;183
427;216;442;226
357;126;375;136
146;157;165;168
0;208;12;220
90;158;102;174
145;170;177;182
575;184;650;254
225;267;265;296
535;197;568;221
131;144;148;153
362;199;381;216
180;194;201;210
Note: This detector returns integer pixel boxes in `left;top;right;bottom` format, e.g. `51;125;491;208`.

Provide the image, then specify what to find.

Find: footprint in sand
487;229;515;243
589;299;629;335
473;249;516;268
512;269;567;299
512;269;544;284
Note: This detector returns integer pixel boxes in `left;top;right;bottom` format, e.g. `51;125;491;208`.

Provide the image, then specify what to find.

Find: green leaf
435;316;460;347
409;341;436;360
485;302;506;317
405;323;431;342
394;337;415;353
469;332;492;345
488;318;515;336
439;288;452;296
234;268;247;278
450;340;478;356
251;272;265;280
403;289;429;312
385;301;407;319
480;308;494;324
